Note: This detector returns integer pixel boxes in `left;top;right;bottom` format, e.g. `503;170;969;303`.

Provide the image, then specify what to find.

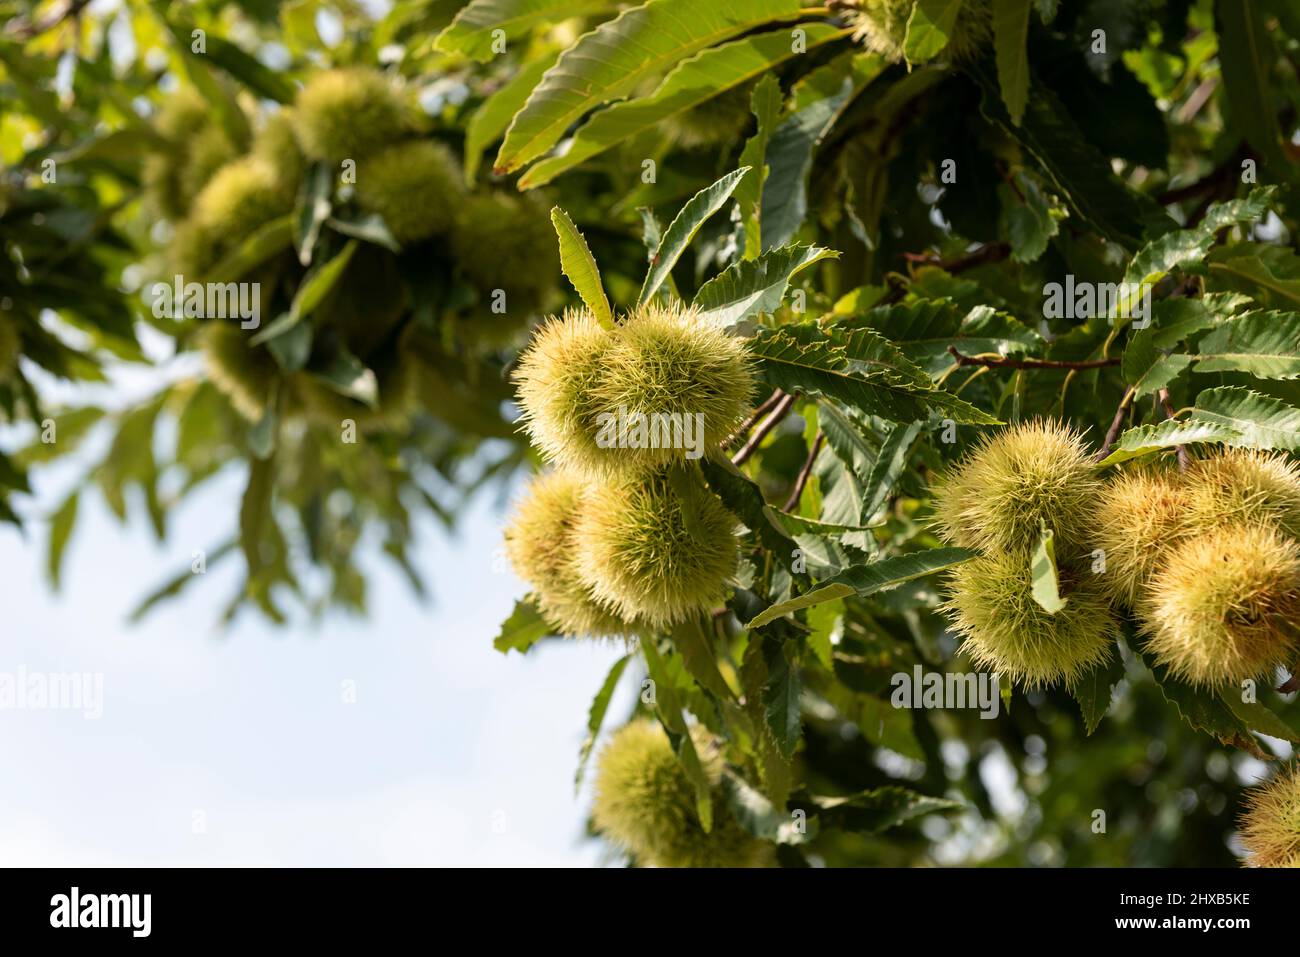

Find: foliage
5;0;1300;867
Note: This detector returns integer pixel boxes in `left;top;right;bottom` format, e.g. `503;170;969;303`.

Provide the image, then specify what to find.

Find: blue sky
0;439;634;866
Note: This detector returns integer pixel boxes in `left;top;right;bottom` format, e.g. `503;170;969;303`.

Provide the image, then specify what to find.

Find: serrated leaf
1070;654;1125;734
747;547;976;627
493;599;553;654
494;0;804;172
550;207;613;328
1097;419;1244;466
904;0;963;64
692;243;839;326
638;167;749;306
763;639;802;758
1210;244;1300;310
852;301;1041;376
1195;311;1300;379
724;770;816;843
991;0;1030;124
1190;386;1300;451
1219;688;1300;744
862;420;923;524
1030;523;1065;613
575;653;631;789
435;0;616;61
1141;650;1272;757
809;786;963;834
671;616;734;700
736;73;784;259
520;24;848;188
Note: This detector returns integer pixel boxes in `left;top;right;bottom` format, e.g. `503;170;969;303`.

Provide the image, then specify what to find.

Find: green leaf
1140;650;1273;757
1189;386;1300;450
201;33;296;103
494;0;805;172
736;74;784;259
1219;688;1300;744
239;454;276;577
207;215;294;284
1097;419;1244;466
575;653;632;789
750;324;999;424
326;213;401;253
1069;654;1125;735
671;616;734;700
519;24;848;188
251;240;358;345
1210;244;1300;310
436;0;616;61
638;167;750;306
1215;0;1285;169
991;0;1030;124
904;0;964;64
809;786;962;834
295;162;333;267
763;638;802;759
700;457;807;579
861;420;923;524
464;52;557;181
493;599;554;654
550;207;614;329
1030;522;1065;613
692;243;839;327
724;769;815;843
746;547;976;628
129;540;237;622
853;301;1041;376
46;489;79;591
1195;311;1300;379
670;721;714;832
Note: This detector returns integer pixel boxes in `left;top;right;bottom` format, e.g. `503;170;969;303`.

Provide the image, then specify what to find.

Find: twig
782;433;824;511
1157;388;1190;471
723;389;785;449
732;393;795;466
1093;386;1137;463
904;241;1012;275
1278;669;1300;695
3;0;92;39
946;345;1121;371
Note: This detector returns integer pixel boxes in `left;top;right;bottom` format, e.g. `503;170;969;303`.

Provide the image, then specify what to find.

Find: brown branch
947;345;1121;371
1157;387;1190;471
1093;386;1137;463
723;389;785;449
3;0;92;39
1278;669;1300;695
782;433;825;511
904;241;1012;276
732;393;795;467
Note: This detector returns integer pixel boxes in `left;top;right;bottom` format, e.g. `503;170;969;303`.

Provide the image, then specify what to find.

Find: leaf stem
732;393;795;466
946;346;1121;370
782;433;825;511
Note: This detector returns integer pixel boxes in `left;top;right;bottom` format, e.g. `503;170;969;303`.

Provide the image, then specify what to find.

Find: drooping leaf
251;239;359;344
808;786;963;834
991;0;1030;124
494;0;805;172
762;638;802;759
464;52;557;181
1215;0;1285;169
435;0;617;61
724;769;816;843
1194;311;1300;379
736;73;784;259
518;24;848;188
46;488;79;591
575;653;632;789
1069;654;1126;735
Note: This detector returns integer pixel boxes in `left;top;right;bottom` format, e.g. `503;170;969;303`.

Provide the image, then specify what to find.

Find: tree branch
904;241;1012;275
947;345;1121;371
782;433;824;511
1093;386;1136;463
732;393;795;467
1157;387;1190;471
724;389;785;449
